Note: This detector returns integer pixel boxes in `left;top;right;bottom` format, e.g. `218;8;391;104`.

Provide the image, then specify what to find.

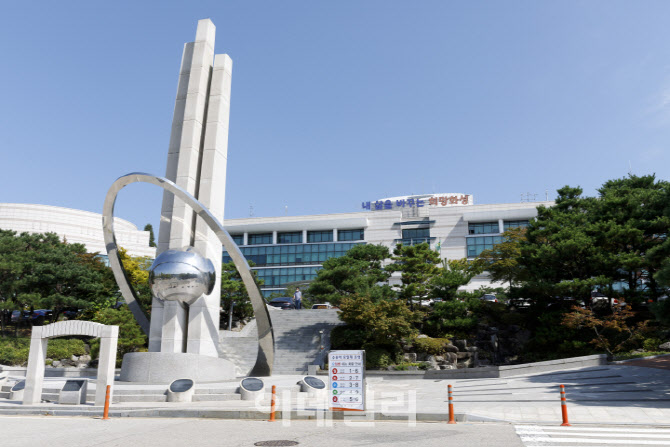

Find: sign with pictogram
328;350;365;411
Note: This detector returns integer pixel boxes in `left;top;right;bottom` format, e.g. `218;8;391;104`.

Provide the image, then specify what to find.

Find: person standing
293;287;302;310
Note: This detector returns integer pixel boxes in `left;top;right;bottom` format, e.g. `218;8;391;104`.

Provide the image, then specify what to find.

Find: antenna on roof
249;204;254;217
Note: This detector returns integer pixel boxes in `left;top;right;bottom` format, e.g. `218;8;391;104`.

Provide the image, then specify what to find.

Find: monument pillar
151;18;232;357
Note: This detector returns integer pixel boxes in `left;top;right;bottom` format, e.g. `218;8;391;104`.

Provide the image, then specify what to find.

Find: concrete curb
0;406;494;422
610;353;670;364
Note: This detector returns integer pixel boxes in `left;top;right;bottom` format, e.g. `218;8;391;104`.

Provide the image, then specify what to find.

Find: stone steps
218;308;344;376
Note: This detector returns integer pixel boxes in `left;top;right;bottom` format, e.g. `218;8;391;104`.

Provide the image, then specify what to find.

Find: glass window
248;233;272;245
307;230;333;243
402;228;430;239
466;236;504;257
504;220;529;231
277;231;302;244
338;229;364;241
468;222;499;235
231;234;244;245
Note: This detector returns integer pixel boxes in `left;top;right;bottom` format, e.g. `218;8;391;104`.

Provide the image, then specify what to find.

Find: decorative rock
454;340;467;351
416;334;428;339
659;342;670;351
434;355;445;363
425;355;440;370
466;346;478;352
445;344;459;353
416;353;427;362
456;352;472;360
61;358;76;367
52;360;61;368
445;352;457;364
403;353;417;362
70;355;79;362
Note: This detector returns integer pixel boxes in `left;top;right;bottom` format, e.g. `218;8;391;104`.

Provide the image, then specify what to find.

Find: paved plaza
1;362;669;426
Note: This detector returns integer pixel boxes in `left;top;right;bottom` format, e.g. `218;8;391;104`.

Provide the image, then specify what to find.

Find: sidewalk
0;363;668;425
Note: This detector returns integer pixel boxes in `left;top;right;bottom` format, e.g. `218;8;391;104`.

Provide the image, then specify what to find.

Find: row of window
468;220;529;235
229;229;364;245
255;266;322;287
466;236;504;257
222;242;363;266
503;220;530;231
402;227;430;239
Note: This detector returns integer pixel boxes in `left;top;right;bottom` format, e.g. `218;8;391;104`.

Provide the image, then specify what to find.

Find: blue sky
1;1;669;230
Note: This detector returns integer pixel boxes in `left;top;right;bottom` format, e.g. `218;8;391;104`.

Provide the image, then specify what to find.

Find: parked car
268;297;295;310
418;298;435;307
480;294;498;303
311;302;335;309
590;292;623;309
507;297;532;309
10;309;53;325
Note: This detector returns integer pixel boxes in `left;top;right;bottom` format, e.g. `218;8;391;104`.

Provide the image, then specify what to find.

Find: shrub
412;337;451;355
330;325;366;350
89;306;147;366
47;338;87;360
643;337;664;352
0;338;30;366
364;346;393;369
363;343;403;369
424;299;480;337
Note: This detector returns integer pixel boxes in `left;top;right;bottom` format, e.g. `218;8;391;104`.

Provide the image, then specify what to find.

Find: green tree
307;244;393;305
512;176;670;306
220;260;263;328
337;293;420;347
478;227;526;289
429;258;484;301
117;247;153;313
592;175;670;302
386;243;441;310
0;231;111;330
143;224;157;248
516;185;608;305
90;306;147;366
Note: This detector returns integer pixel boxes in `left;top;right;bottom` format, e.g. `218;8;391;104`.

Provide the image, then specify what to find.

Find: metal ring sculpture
102;172;274;376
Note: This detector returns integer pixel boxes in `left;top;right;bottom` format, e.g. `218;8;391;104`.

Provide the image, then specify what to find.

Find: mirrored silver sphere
149;247;216;305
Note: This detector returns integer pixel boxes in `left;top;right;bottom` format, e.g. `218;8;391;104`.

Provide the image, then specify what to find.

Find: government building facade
223;194;551;296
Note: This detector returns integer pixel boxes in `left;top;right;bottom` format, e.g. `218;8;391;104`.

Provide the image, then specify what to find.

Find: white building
0;203;156;258
222;194;552;296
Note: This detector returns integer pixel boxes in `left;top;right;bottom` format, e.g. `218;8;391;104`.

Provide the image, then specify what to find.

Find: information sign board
328;350;365;411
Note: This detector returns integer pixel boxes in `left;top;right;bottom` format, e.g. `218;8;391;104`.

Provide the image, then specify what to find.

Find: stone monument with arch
102;18;274;383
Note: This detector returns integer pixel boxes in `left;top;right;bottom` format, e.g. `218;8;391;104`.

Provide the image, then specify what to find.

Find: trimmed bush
642;337;664;352
364;346;393;369
0;338;30;366
0;337;90;366
89;306;147;367
412;337;451;355
47;338;87;360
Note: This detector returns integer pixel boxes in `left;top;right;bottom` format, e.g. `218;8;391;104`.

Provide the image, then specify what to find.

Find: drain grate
254;442;299;446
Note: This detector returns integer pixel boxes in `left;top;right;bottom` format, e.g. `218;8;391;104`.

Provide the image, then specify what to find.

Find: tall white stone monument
104;19;274;382
151;18;232;357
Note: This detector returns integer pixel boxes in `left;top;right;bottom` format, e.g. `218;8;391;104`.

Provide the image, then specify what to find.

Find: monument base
119;352;237;383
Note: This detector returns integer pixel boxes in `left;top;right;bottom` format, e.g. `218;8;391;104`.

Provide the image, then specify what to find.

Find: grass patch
613;351;670;361
0;337;89;366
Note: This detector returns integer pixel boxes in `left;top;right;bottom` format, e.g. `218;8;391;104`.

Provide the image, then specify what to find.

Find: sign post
328;350;365;411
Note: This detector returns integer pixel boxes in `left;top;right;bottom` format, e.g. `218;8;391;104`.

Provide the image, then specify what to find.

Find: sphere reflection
149;247;216;305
